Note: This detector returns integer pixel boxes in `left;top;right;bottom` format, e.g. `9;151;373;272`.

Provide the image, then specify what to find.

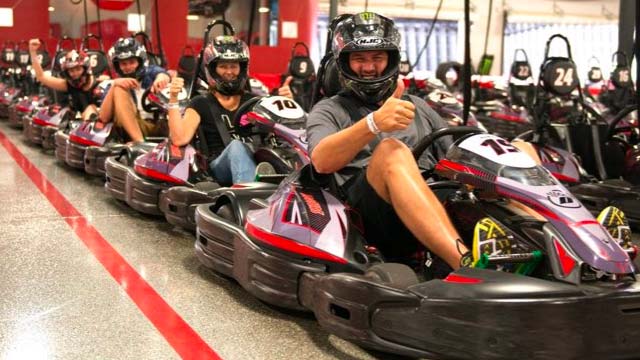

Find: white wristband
366;112;380;135
167;102;179;110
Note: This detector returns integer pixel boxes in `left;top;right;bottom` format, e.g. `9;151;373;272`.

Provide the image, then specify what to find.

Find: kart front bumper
195;201;640;359
54;130;69;163
65;139;87;169
8;106;26;129
125;169;171;216
104;155;130;202
26;118;47;145
159;185;220;232
84;144;125;177
42;125;58;150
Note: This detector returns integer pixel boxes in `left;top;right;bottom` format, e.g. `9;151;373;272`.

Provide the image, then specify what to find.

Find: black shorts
341;169;420;259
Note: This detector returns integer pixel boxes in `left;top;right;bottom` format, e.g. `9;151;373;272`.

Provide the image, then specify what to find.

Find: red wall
249;0;317;75
0;0;49;49
152;0;187;69
0;0;316;78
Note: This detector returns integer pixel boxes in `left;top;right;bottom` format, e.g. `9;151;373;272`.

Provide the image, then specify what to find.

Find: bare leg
512;140;542;164
112;86;144;142
81;104;98;121
366;138;467;269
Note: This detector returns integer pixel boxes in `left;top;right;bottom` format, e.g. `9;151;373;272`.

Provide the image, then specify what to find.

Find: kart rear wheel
364;263;419;290
216;204;237;224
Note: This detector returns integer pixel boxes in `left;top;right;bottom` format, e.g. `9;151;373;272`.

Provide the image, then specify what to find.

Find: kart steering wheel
412;126;486;160
141;87;162;114
606;104;638;142
232;96;262;137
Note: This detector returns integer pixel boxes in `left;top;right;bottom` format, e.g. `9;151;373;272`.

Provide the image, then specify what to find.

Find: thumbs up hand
369;79;414;133
277;75;294;99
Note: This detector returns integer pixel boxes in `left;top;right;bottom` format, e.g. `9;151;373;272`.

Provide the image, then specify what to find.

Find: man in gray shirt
307;12;469;269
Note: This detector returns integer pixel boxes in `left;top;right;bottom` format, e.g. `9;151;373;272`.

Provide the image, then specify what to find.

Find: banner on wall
90;0;135;11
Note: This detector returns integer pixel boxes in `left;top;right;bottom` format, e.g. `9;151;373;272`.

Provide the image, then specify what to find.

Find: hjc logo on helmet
354;37;384;47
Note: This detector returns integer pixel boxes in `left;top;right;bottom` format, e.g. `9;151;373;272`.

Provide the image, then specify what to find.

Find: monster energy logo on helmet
359;12;375;21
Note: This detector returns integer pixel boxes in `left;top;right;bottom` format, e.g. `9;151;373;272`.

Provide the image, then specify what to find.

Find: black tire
216;204;237;224
364;263;419;290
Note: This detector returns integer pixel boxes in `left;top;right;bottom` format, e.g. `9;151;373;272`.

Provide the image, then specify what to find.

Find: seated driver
28;39;106;120
98;37;170;142
167;35;289;186
307;12;544;272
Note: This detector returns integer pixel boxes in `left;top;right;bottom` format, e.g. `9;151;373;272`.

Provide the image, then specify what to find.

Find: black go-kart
193;125;639;359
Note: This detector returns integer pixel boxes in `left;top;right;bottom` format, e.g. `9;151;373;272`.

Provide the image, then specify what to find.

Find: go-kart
107;19;305;219
28;104;73;147
29;34;111;148
472;76;533;140
58;86;174;176
157;95;309;230
193;125;639;359
18;95;50;137
6;40;46;129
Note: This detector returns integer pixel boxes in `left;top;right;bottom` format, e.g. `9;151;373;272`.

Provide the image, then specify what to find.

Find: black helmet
108;37;148;79
202;35;249;95
59;49;90;88
332;12;401;104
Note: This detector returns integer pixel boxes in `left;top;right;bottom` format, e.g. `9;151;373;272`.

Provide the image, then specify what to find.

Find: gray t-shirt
307;93;452;187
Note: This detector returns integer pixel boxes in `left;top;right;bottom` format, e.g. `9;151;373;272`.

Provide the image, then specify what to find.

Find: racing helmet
202;35;250;95
59;49;90;88
332;12;401;104
108;37;148;79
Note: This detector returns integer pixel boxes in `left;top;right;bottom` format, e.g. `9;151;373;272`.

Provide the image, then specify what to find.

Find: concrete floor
0;120;638;360
0;122;396;360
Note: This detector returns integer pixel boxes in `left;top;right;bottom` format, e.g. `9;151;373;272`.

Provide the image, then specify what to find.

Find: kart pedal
597;206;633;250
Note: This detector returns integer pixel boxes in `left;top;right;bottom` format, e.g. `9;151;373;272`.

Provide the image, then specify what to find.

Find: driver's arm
168;107;200;146
167;76;200;146
152;72;171;93
309;115;376;174
310;89;415;174
28;39;67;92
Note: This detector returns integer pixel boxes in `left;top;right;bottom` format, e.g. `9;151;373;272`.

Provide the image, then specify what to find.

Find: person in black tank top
29;38;106;120
167;34;293;186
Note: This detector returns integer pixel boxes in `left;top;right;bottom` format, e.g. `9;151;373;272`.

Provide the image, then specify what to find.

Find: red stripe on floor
0;130;222;360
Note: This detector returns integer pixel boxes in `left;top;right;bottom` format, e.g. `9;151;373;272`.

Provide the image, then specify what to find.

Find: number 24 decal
481;138;518;155
554;67;574;86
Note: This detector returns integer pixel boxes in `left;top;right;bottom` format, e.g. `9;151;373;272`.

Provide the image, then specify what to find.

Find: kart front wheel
364;263;419;290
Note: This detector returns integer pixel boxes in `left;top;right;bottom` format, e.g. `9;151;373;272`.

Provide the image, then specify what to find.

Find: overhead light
48;6;55;12
186;14;199;21
258;7;270;13
0;8;13;27
127;13;145;32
